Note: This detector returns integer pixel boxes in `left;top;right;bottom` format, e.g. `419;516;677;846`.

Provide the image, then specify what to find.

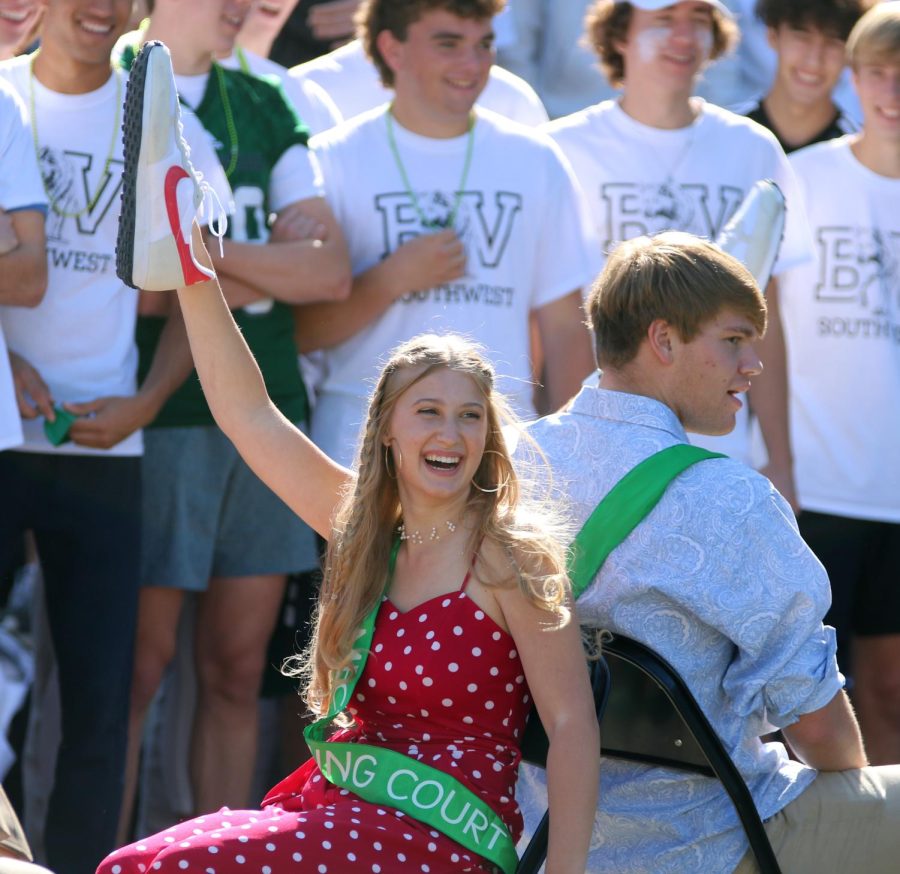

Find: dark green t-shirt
121;48;311;427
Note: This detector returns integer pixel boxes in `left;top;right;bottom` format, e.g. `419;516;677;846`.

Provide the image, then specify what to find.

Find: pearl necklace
211;61;239;179
398;520;458;546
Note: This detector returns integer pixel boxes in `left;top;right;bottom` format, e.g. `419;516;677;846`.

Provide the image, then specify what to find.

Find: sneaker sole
115;40;151;290
117;41;216;291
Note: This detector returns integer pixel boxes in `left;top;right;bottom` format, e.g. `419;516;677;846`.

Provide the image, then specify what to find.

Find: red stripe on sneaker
165;165;208;286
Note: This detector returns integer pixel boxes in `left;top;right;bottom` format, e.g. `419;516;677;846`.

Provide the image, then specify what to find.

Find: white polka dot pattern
97;588;530;873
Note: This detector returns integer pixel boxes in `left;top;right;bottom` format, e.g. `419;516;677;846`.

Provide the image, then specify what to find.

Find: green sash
303;541;519;874
568;444;725;597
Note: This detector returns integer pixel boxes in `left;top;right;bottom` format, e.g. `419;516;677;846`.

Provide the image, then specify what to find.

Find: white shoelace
176;117;229;259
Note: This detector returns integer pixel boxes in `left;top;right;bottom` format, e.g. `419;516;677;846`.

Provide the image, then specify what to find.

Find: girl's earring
384;444;397;479
391;440;403;471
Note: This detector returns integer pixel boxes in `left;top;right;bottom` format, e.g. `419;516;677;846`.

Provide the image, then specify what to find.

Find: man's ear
376;29;403;77
647;319;676;365
765;25;779;52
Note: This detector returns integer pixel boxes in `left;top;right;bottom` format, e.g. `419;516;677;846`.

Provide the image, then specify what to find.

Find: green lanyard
569;444;725;598
28;50;122;219
385;105;475;231
303;540;519;873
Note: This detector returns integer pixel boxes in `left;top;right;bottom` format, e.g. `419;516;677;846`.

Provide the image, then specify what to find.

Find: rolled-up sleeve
717;487;844;728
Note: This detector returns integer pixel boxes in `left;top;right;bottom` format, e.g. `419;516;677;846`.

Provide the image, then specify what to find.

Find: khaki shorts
141;425;318;589
734;766;900;873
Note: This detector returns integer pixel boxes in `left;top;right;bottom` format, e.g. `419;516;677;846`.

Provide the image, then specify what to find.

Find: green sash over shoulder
303;541;519;874
569;444;725;597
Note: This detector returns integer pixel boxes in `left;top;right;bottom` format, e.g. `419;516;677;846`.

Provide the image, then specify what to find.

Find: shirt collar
569;384;688;443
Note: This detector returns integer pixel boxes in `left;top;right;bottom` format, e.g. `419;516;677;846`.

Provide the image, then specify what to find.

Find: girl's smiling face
385;366;488;507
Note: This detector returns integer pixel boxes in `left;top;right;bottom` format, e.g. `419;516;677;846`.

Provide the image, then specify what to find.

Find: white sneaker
117;40;226;291
714;179;785;292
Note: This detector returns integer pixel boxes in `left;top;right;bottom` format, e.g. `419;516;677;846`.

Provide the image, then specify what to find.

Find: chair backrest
602;634;782;874
517;636;783;874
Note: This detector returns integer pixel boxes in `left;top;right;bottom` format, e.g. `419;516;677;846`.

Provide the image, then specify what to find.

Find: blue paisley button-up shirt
515;385;843;873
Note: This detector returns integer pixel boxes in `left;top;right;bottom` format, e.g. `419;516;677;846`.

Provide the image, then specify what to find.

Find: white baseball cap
622;0;734;18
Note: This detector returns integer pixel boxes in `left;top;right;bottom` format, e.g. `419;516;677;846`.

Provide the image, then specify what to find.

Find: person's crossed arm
212;195;351;306
0;208;47;308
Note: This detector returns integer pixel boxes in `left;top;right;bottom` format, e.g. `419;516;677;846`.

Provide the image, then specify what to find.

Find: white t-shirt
781;138;900;522
290;39;548;128
309;106;600;465
546;98;813;465
0;78;46;452
0;56;227;455
221;47;342;136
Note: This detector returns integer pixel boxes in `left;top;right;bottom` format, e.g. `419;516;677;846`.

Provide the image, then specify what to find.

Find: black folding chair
516;634;781;874
600;634;782;874
515;655;610;873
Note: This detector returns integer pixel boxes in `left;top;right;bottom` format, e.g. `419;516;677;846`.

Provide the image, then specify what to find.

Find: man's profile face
384;9;494;120
768;22;847;108
618;1;714;91
667;307;763;436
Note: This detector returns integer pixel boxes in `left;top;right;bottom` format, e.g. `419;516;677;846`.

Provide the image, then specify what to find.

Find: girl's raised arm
173;222;352;538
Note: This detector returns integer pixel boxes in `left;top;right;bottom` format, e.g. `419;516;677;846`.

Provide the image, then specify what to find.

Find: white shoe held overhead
714;179;785;293
117;40;226;291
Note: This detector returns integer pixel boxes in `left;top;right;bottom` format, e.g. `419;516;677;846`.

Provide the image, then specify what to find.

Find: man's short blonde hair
847;1;900;69
586;233;767;370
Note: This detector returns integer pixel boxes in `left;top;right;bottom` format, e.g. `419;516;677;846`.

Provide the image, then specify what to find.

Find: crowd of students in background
0;0;897;871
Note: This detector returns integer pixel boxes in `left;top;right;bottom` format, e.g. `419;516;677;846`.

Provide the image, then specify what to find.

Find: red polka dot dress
98;571;532;874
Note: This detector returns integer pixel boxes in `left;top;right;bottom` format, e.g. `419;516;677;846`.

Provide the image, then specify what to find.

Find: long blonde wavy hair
290;333;572;719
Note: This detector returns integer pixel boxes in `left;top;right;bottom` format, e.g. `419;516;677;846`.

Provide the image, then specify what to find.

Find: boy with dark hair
778;0;900;765
519;231;900;873
744;0;874;152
